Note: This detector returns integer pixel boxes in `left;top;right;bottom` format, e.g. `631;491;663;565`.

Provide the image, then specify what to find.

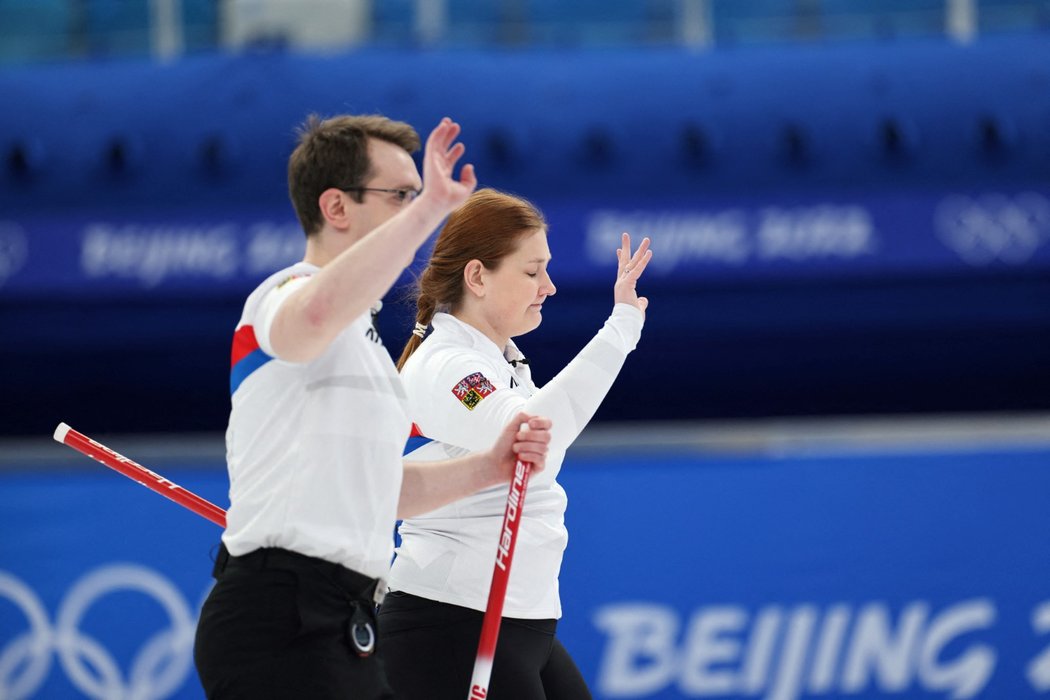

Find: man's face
347;138;423;240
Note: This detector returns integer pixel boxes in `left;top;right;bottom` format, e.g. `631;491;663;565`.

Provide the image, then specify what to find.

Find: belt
213;543;387;605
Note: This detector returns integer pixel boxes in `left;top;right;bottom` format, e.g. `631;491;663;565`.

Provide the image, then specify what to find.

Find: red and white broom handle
53;422;227;528
55;419;531;697
468;459;532;699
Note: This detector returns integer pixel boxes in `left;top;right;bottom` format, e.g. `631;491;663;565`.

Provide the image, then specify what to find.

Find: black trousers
377;592;592;700
194;545;394;700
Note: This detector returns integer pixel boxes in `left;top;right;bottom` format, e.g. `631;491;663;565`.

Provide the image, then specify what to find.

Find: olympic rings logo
0;565;209;700
935;192;1050;265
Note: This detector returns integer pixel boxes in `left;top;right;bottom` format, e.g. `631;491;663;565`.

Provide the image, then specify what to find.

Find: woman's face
477;229;557;343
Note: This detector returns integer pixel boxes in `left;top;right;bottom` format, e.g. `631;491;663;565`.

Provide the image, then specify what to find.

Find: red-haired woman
377;188;651;699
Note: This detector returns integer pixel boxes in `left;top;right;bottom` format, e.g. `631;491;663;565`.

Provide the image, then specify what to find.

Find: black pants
194;545;394;700
378;592;592;700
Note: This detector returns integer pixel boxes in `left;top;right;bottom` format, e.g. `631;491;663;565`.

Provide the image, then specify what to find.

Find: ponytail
397;289;437;371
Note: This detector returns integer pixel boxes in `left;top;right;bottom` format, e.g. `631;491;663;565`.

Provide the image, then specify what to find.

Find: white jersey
390;304;644;618
222;262;410;581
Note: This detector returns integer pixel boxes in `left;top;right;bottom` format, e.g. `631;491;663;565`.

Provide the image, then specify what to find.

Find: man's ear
463;260;486;298
318;188;351;231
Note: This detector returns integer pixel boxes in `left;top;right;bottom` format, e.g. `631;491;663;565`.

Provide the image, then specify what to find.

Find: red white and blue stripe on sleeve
230;325;272;395
404;423;433;455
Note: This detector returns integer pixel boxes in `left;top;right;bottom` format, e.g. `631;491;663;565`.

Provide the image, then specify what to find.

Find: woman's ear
463;260;486;298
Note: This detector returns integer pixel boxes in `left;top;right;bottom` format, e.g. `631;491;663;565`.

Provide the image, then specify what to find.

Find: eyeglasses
343;187;422;204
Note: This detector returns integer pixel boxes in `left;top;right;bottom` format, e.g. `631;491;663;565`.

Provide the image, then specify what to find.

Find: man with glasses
194;114;553;699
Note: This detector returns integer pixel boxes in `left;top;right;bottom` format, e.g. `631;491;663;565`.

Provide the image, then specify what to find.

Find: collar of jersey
430;312;527;368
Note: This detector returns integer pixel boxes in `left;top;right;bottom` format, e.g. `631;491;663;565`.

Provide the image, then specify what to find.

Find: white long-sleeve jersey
390;304;644;618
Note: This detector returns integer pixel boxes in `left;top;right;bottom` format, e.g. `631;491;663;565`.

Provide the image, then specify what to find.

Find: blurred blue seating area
0;0;217;62
2;1;1049;437
0;0;72;61
1;0;1049;64
2;36;1049;436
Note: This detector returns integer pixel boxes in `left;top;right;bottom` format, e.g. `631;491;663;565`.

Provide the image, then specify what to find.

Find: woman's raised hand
613;232;652;313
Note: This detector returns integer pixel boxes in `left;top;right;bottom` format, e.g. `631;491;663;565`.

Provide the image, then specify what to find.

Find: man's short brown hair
288;114;421;237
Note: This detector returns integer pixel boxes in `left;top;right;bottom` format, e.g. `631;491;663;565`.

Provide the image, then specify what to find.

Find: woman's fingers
617;234;651;273
618;232;632;270
617;235;652;282
511;414;551;471
629;236;651;266
628;247;653;279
